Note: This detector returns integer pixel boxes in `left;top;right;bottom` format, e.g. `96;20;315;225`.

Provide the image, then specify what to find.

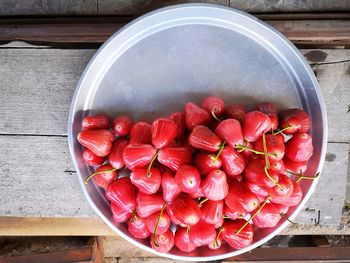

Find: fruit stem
152;202;167;248
84;168;117;184
214;227;223;248
235;196;270;235
273;125;292;136
264;166;284;191
147;151;158;177
199;198;208;207
262;133;270;169
287;170;320;183
186;225;190;235
280;212;298;225
214;142;226;161
211;111;221;121
130;210;138;223
223;215;231;219
235;144;277;157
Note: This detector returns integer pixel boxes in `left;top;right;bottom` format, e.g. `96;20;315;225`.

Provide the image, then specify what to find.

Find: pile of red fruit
77;96;317;253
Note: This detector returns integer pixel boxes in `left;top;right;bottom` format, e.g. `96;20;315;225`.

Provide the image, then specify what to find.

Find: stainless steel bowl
68;4;327;261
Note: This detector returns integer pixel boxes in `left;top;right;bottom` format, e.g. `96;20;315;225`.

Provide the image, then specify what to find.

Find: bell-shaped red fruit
146;211;170;235
194;151;222;176
151;118;178;149
201;200;224;226
175;165;201;194
175;227;197;252
112;115;133;137
77;129;114;157
224;104;246;123
243;111;272;142
127;216;150;239
130;167;161;194
91;164;117;189
202;96;225;118
202;170;228;201
225;181;259;213
106;177;136;212
189;125;222;152
215;119;243;147
82;114;109;130
252;203;281;228
151;230;174;253
254;134;285;161
189;220;216;247
285;132;313;162
108;139;128;169
219;146;246;176
161;171;181;203
245;159;279;188
82;148;105;166
122;144;157;170
169;112;186;138
111;202;131;223
185;102;211;130
170;195;201;226
157;147;192;171
222;220;254;249
136;193;164;218
279;108;310;134
129;121;152;144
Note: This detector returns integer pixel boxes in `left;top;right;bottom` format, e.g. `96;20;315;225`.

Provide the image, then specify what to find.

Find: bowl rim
68;3;327;261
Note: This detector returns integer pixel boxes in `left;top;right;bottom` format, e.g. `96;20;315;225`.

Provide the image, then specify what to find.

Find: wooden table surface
0;0;349;238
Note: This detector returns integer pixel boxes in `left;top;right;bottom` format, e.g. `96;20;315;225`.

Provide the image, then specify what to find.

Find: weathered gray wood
0;136;94;217
229;0;350;12
0;0;97;15
0;49;349;143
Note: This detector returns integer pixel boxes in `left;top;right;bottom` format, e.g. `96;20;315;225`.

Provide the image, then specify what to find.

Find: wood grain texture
0;0;97;15
0;49;349;142
229;0;350;12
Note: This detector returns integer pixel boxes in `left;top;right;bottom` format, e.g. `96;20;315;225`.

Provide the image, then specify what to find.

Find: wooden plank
0;49;349;142
229;0;350;13
0;136;94;217
0;17;349;46
0;0;97;15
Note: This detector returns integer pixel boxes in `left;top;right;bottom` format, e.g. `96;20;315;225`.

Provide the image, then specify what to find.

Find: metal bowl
68;3;327;261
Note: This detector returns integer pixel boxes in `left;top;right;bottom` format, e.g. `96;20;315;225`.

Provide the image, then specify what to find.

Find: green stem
214;227;223;248
287;170;320;183
186;225;190;235
152;202;167;248
273;125;292;136
199;198;208;207
212;111;221;121
262;133;270;169
84;168;117;184
223;215;231;219
147;152;158;177
280;212;298;225
264;166;284;191
235;196;270;235
213;142;226;161
235;144;277;157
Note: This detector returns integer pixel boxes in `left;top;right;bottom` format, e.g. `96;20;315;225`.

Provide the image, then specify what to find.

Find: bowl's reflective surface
68;4;327;261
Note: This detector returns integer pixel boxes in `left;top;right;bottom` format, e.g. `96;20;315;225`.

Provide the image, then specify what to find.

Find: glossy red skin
252;203;281;228
219;146;246;176
285;132;313;162
242;111;272;142
269;159;286;173
169;112;186;138
161;171;181;203
175;165;201;194
224;104;246;123
129;121;152;144
175;227;197;252
136;193;164;218
240;141;254;159
224;204;245;220
157;147;192;172
185;102;211;130
245;181;269;198
272;180;303;207
146;211;171;235
214;119;244;147
189;125;222;152
255;102;277;115
275;133;285;144
82;114;109;130
82;148;105;166
208;233;223;250
170;195;201;226
127;216;150;239
202;170;229;201
254;134;285;161
166;206;186;226
283;158;307;174
77;129;114;157
130;167;161;194
267;174;294;203
106;177;136;212
279;108;310;134
269;114;279;130
151;230;174;253
108;139;128;169
189;220;216;247
111;202;131;223
92;164;118;189
222;220;254;249
151;118;178;149
225;181;259;213
202;96;225;117
194;152;222;175
189;186;205;199
275;204;289;215
244;159;280;188
201;200;224;226
122;144;157;170
112;115;133;137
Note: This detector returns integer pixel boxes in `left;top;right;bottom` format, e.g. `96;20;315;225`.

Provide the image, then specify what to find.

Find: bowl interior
69;4;326;261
